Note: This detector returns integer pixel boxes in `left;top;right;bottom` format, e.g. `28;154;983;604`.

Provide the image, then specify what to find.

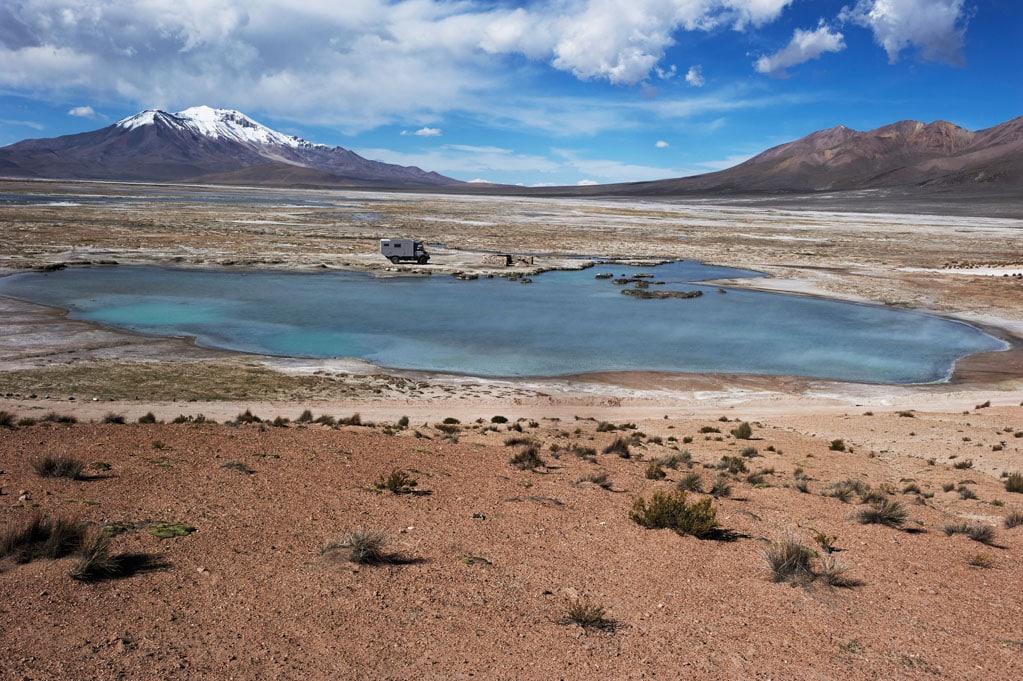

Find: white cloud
840;0;968;64
655;140;670;148
0;0;805;132
754;23;846;77
467;178;491;183
67;105;96;118
685;65;705;86
403;127;442;137
577;179;599;186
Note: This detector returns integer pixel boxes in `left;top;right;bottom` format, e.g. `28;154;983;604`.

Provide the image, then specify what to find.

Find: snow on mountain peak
116;106;318;149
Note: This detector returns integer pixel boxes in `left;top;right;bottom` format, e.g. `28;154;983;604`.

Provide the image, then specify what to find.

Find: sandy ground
1;179;1023;679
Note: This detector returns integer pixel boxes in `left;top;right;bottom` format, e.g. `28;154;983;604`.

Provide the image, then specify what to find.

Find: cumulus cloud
840;0;969;64
0;0;806;131
685;65;705;86
754;23;846;77
402;127;442;137
655;140;670;148
67;105;96;117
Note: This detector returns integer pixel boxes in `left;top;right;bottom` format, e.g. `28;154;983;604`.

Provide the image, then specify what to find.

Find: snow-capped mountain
0;106;460;187
115;106;316;149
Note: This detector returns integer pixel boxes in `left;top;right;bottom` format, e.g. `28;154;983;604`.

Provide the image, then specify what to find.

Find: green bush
630;489;718;538
1004;472;1023;494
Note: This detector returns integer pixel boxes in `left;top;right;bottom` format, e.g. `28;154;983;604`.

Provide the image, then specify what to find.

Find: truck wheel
389;256;401;264
418;256;429;265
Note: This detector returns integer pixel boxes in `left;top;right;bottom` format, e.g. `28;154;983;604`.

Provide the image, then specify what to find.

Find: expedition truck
380;238;430;264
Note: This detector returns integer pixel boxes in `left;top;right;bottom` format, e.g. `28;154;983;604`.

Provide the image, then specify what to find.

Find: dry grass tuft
31;454;85;480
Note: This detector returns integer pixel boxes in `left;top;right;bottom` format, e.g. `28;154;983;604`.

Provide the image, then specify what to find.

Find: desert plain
1;179;1023;679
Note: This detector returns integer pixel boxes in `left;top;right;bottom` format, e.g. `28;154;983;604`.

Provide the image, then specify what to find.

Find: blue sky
1;1;1020;186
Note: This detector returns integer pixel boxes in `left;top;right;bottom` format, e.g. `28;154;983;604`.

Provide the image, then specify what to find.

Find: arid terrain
2;179;1023;679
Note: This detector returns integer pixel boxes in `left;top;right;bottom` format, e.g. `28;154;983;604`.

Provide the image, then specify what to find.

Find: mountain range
0;106;1020;198
0;106;459;188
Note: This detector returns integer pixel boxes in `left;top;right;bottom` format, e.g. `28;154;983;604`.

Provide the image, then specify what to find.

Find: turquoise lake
0;262;1006;383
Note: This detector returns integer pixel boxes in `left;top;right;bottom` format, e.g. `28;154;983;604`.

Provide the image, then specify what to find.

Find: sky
1;0;1020;186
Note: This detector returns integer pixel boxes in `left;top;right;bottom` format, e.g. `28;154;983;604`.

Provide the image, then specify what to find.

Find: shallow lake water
0;262;1006;383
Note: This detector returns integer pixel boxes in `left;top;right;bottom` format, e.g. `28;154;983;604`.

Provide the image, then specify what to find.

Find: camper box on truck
380;238;430;265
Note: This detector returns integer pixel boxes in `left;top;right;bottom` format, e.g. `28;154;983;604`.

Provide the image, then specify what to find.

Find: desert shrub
859;488;888;504
171;414;190;424
147;522;196;539
101;412;126;425
645;463;667;480
1;514;85;562
967;553;995;568
339;413;362;426
397;415;410;428
375;469;418;494
575;471;613;489
739;446;759;458
490;415;508;424
957;485;978;500
509;446;545;470
69;526;116;581
856;498;907;527
603;437;631;458
746;471;766;486
813;531;838;554
709;475;731;498
731;422;753;440
823;478;869;503
897;410;915;418
0;410;17;428
442;417;460;425
678;472;702;492
1004;472;1023;494
271;416;290;427
1004;511;1023;529
630;489;718;538
17;417;37;427
504;436;534;447
717;456;747;474
42;412;77;424
953;459;974;470
942;521;996;544
561;598;615;632
941;482;955;492
296;409;314;423
137;412;158;424
829;439;846;452
762;531;814;583
682;436;693;444
901;483;922;495
818;553;856;587
234;409;261;424
791;479;810;494
699;426;720;434
312;414;336;426
323;527;388;565
596;421;616;432
31;454;85;480
435;423;460;434
569;445;598;462
221;461;255;475
656;451;691;469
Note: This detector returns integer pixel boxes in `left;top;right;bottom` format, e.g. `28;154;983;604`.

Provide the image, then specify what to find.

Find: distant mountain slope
602;116;1023;196
0;106;460;188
